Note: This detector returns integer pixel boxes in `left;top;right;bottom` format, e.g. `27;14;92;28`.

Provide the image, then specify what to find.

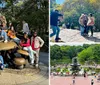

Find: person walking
50;10;63;42
87;13;95;37
72;77;75;85
91;79;94;85
31;31;44;68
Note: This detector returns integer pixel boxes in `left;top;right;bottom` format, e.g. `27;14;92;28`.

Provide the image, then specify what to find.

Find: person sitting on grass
0;52;4;70
20;33;36;65
0;27;8;43
7;25;20;44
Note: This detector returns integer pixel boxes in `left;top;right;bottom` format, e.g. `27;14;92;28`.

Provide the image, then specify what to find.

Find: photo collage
0;0;100;85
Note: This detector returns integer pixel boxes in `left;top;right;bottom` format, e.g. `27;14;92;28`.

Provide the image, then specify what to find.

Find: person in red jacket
20;33;36;65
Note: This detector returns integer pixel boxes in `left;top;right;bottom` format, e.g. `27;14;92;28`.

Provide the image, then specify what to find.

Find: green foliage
56;67;61;72
53;0;100;31
50;44;91;65
1;0;48;35
0;0;48;51
78;44;100;65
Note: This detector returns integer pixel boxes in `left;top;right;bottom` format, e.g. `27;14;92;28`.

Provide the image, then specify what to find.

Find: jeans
0;55;4;70
84;26;88;34
80;26;85;36
50;25;60;39
0;55;4;65
1;30;8;41
88;26;94;36
23;46;36;64
13;37;20;44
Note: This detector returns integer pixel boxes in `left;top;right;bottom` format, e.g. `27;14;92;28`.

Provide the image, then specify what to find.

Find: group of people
50;9;95;42
79;13;95;37
0;15;44;70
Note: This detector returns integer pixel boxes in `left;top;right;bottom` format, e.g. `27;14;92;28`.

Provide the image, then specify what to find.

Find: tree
52;0;100;31
78;44;100;65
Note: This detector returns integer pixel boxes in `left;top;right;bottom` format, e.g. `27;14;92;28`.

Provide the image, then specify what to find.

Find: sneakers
4;40;8;43
35;64;39;68
55;37;61;42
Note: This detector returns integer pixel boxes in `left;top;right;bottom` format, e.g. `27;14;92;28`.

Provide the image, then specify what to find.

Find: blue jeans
84;26;88;34
50;25;60;39
1;30;8;41
13;37;20;44
0;55;4;64
80;26;85;36
0;55;4;70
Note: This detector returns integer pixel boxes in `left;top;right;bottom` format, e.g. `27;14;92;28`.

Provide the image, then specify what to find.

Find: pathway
50;29;100;43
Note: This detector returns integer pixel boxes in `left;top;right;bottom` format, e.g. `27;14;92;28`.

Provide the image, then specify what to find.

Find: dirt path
0;52;49;85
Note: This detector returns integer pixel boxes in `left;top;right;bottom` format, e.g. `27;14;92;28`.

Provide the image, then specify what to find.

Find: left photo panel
0;0;49;85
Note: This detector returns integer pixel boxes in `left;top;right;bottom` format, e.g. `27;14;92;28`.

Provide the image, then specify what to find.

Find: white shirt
23;23;29;33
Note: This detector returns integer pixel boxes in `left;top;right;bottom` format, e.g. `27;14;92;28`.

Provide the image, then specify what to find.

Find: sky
56;0;65;4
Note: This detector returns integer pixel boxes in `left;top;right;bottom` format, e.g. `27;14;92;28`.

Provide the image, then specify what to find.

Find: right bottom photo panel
50;44;100;85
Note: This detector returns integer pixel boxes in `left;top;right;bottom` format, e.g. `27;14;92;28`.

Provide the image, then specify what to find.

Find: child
31;31;44;67
20;33;36;65
0;53;4;70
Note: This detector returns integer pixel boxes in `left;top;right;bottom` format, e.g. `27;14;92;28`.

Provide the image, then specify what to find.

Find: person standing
50;10;63;42
83;14;88;35
31;31;44;68
79;14;85;36
87;13;95;37
22;21;30;34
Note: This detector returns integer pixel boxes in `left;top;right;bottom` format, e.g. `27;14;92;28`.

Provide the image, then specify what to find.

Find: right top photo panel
50;0;100;43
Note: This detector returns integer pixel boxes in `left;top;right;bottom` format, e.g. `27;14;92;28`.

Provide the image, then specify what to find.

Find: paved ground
50;29;100;43
0;52;49;85
50;76;100;85
39;52;49;66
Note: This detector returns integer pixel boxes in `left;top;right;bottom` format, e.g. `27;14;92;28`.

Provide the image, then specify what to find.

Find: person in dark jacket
50;10;63;42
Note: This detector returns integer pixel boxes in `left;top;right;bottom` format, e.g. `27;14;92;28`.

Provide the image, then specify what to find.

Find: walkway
0;52;49;85
50;29;100;43
50;76;100;85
